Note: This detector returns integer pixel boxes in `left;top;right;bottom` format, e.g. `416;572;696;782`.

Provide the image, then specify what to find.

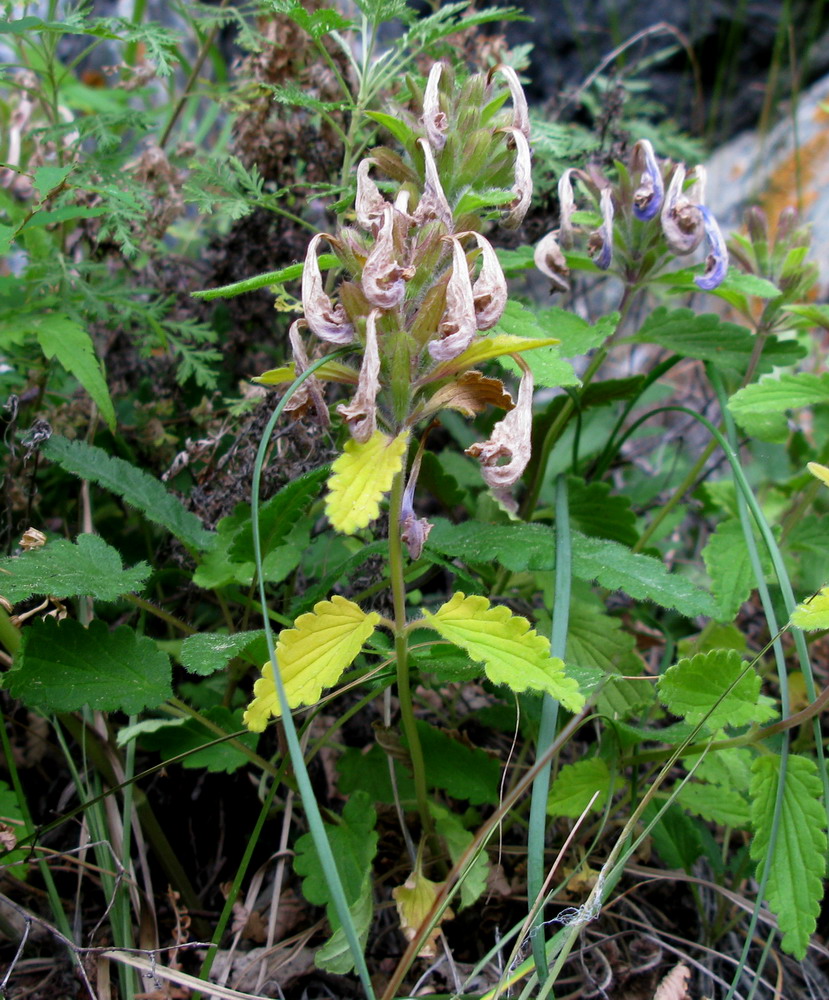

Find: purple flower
588;188;614;270
694;206;729;290
631;139;664;221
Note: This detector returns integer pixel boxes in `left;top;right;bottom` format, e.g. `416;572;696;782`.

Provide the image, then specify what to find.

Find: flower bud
356;158;388;235
501;126;532;229
413;139;452;230
558;169;576;249
587;187;614;270
461;231;507;330
284;320;330;426
488;64;530;139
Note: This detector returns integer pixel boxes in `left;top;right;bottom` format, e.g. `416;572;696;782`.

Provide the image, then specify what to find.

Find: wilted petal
466;358;534;489
336;310;381;442
400;437;432;560
587;187;614;270
660;164;704;255
362;206;413;311
428;236;477;361
302;234;355;344
501;126;532;229
284;320;330;427
489;64;530;139
456;230;507;329
558;169;576;249
694;206;729;290
356;158;388;234
534;230;570;292
631;139;664;221
422;62;448;152
413;139;453;230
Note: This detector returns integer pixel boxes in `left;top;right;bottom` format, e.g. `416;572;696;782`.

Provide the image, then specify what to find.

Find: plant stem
387;469;434;842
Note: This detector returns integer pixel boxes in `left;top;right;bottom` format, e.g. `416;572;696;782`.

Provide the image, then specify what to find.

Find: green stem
387;469;433;842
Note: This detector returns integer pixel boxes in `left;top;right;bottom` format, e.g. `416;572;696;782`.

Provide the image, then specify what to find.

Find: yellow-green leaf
807;461;829;488
325;430;409;534
242;596;379;730
422;334;559;383
253;358;359;386
790;586;829;630
421;593;585;712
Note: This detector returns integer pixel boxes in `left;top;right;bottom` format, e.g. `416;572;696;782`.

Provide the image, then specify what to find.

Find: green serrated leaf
547;757;610;818
494;300;578;388
643;800;703;871
430;803;489;909
751;754;827;957
658;649;775;730
337;744;416;804
676;781;751;828
315;875;374;974
567;477;638;547
129;707;258;774
571;531;716;617
6;618;172;713
415;720;500;805
702;518;772;622
230;466;327;562
44;436;214;552
34;315;116;430
0;535;149;603
729;372;829;418
294;791;377;930
179;631;266;676
630;306;804;374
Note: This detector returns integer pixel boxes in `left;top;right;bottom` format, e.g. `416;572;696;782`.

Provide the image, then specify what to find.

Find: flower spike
301;234;355;344
694;206;729;290
631;139;664;221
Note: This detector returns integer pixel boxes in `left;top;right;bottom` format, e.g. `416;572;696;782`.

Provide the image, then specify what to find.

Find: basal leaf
567;477;638;547
34;315;116;430
179;630;266;676
421;593;584;712
0;534;149;603
325;430;409;535
547;757;610;818
729;372;829;417
423;334;559;383
315;876;373;975
643;800;703;871
790;586;829;630
242;597;379;731
44;436;214;552
7;618;172;713
751;754;828;957
393;868;451;958
658;649;775;730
